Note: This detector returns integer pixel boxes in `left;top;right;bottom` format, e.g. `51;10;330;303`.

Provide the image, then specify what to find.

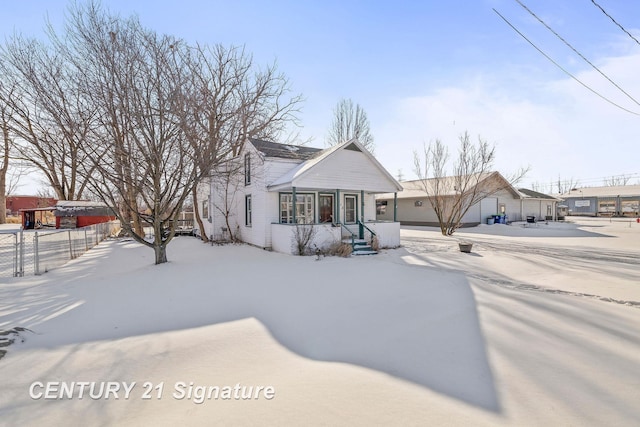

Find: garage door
480;197;498;218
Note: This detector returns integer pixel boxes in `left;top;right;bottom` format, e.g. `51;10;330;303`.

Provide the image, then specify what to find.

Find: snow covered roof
249;138;322;160
377;172;519;200
560;185;640;198
54;200;114;217
517;188;560;200
56;200;109;208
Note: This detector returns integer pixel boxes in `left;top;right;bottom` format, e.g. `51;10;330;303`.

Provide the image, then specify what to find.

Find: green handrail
357;220;376;245
339;223;356;248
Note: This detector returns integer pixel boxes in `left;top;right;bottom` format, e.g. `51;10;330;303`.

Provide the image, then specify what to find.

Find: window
345;195;357;223
319;195;334;223
245;195;252;226
598;200;615;214
280;194;314;224
244;153;251;185
202;199;209;221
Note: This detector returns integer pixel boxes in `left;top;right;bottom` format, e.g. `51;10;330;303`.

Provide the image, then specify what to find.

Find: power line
590;0;640;47
493;8;640;116
515;0;640;107
529;172;640;188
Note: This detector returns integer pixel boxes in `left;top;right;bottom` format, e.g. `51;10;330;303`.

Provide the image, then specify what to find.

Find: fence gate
0;221;120;279
0;231;24;278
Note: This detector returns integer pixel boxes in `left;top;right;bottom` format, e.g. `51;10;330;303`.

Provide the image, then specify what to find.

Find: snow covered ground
0;217;638;426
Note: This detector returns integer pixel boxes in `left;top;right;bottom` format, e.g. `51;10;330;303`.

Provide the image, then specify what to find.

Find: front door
319;195;334;223
345;195;357;224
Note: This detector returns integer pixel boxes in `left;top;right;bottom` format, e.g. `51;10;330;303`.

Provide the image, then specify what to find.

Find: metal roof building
560;185;640;217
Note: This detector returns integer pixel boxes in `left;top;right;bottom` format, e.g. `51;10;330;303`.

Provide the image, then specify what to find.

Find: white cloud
373;49;640;189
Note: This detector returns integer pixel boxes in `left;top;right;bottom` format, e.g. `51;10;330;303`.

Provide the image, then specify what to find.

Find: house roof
560;185;640;198
56;200;110;208
19;200;114;216
249;138;322;160
517;188;559;200
55;201;114;217
377;172;520;200
267;139;403;193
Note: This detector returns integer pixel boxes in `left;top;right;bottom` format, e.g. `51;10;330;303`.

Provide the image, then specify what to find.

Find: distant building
560;186;640;217
376;172;559;226
5;195;57;216
20;200;116;229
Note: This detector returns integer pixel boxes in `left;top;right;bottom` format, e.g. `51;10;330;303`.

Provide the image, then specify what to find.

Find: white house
201;138;403;255
376;172;559;226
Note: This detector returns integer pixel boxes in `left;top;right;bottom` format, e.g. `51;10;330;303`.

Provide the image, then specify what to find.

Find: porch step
342;238;367;244
352;249;378;256
341;238;378;255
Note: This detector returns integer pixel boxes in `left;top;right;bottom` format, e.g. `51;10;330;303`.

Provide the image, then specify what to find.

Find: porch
270;220;400;255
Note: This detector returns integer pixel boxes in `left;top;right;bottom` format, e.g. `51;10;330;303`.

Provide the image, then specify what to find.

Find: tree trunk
192;185;209;243
126;189;144;238
154;244;168;264
1;121;7;224
0;186;6;224
0;171;6;224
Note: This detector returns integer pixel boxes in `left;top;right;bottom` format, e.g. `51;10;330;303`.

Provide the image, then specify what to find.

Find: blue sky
4;0;640;193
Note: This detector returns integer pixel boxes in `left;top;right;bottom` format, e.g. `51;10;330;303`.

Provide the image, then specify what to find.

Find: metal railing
0;221;120;278
339;223;357;248
357;220;377;246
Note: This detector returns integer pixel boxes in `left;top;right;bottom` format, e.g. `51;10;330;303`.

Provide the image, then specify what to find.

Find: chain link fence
0;221;120;278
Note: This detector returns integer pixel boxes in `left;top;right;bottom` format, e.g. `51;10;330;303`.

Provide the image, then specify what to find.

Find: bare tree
556;176;580;194
1;1;301;264
413;132;528;236
181;44;302;243
603;174;632;186
326;98;375;153
59;4;148;237
0;34;95;201
293;223;317;256
0;87;13;223
62;4;213;264
210;160;245;243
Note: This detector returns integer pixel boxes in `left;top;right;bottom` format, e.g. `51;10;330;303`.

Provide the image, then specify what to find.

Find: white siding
461;202;481;224
495;189;522;222
377;190;522;225
239;146;268;248
293;149;399;193
366;222;400;248
271;223;341;255
264;158;303;186
196;179;213;239
522;199;556;220
211;141;401;252
480;197;498;220
210;171;240;241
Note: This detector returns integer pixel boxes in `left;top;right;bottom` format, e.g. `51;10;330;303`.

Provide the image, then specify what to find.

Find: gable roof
379;172;520;200
267;139;403;193
518;188;559;200
249;138;321;160
560;185;640;198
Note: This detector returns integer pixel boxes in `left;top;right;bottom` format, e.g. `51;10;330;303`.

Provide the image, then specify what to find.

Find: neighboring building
376;172;559;226
517;188;562;221
5;195;57;216
203;138;403;254
21;200;116;229
560;185;640;217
